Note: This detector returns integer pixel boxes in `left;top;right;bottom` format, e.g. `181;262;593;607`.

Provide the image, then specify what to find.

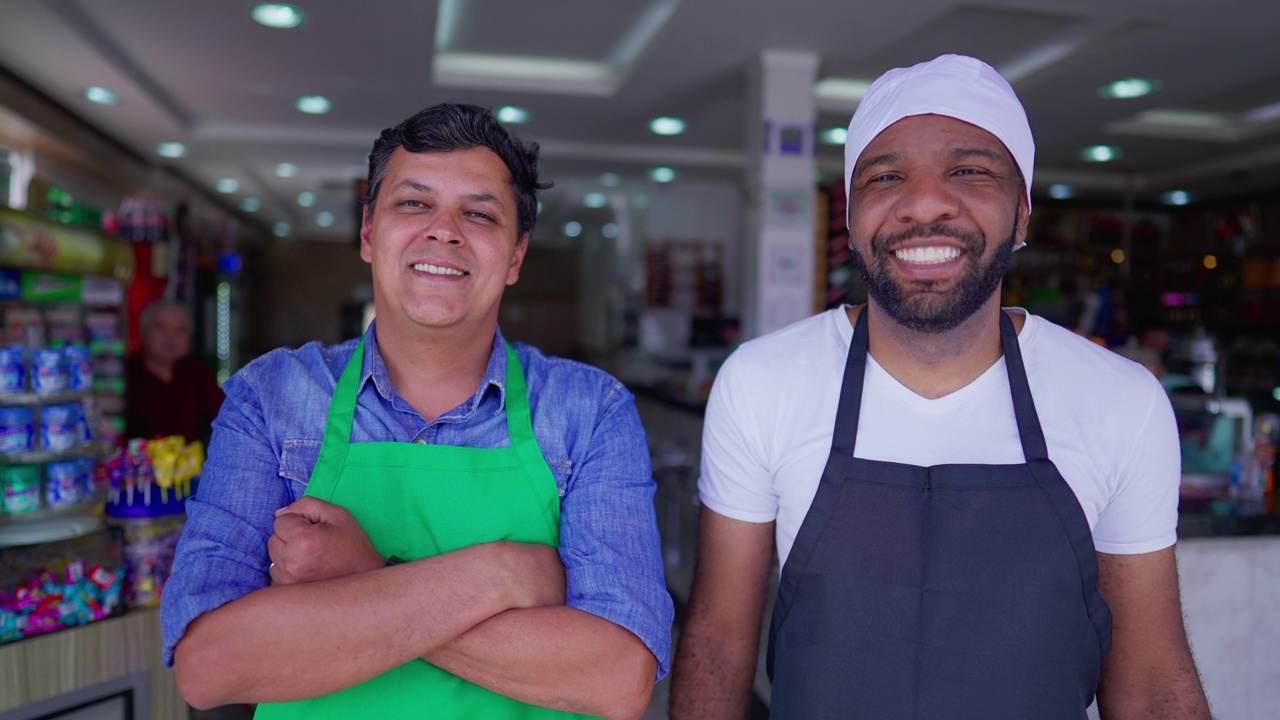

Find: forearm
668;602;760;719
175;545;515;708
425;606;656;720
1097;668;1212;720
669;508;774;720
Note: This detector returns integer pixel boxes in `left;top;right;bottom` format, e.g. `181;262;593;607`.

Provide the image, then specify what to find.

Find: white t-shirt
700;307;1180;568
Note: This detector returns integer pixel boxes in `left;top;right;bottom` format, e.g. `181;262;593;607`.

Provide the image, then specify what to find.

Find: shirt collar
361;320;510;416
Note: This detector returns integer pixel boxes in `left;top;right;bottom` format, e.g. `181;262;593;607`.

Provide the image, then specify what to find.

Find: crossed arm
174;497;655;719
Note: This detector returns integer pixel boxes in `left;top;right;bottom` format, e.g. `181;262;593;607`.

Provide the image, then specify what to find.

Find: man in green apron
161;103;673;719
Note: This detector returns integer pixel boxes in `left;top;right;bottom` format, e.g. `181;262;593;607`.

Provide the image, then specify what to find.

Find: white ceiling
1;0;1280;243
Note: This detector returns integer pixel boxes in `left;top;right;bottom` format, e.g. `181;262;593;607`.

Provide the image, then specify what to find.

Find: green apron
256;340;593;719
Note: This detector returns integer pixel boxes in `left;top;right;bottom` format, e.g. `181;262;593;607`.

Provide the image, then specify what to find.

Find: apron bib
767;309;1112;719
256;340;593;720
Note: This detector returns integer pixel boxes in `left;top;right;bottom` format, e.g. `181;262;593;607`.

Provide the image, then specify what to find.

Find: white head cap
844;54;1034;214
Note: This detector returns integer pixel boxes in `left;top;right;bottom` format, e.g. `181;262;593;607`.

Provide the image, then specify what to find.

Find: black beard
851;219;1015;334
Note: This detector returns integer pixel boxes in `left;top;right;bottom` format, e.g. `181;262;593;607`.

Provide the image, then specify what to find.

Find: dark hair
363;103;550;239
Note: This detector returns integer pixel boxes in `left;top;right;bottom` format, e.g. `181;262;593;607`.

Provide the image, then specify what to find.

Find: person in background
125;299;225;444
670;54;1210;719
161;103;671;720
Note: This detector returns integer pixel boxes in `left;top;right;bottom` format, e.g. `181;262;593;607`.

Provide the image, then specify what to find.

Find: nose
423;208;464;244
894;173;960;227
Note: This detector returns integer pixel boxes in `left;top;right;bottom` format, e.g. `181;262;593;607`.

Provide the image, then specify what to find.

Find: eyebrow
854;151;902;177
389;180;505;206
951;147;1010;164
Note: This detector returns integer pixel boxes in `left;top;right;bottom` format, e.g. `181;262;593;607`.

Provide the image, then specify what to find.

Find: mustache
871;223;984;254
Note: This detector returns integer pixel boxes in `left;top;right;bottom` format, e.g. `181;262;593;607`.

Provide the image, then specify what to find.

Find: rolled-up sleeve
159;371;292;666
558;382;674;679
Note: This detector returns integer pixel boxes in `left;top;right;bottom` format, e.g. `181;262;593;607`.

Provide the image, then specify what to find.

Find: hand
267;497;385;585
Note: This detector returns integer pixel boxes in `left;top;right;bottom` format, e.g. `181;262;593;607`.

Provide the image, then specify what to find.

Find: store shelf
0;511;103;546
0;389;92;406
0;443;103;465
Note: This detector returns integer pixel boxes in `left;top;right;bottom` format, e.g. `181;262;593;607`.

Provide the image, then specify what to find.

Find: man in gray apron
671;54;1211;719
162;103;672;719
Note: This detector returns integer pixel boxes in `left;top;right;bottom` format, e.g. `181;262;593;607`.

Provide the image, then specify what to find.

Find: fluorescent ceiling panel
433;0;681;96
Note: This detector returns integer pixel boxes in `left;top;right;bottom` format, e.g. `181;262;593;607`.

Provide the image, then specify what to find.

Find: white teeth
412;263;466;276
894;246;961;264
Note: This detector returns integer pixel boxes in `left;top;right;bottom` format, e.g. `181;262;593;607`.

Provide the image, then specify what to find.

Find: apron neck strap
830;308;870;457
999;311;1050;461
501;343;539;450
311;338;367;494
833;307;1050;462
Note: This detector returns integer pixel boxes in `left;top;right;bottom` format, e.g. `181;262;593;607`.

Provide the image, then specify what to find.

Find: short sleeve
698;351;781;523
1091;376;1181;555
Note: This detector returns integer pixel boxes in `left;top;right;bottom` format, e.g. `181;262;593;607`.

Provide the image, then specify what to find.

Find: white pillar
743;50;818;339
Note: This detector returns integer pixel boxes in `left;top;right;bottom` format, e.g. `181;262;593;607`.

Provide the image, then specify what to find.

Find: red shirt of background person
125;300;226;444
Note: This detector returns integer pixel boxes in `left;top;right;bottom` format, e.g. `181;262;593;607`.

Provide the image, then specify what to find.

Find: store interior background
2;1;1280;719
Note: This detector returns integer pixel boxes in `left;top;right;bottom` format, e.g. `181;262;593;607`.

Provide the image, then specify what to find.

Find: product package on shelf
0;285;124;530
0;525;126;645
105;436;202;606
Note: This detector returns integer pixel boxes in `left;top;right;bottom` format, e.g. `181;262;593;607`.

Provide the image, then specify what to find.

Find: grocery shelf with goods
0;207;133;549
0;525;126;647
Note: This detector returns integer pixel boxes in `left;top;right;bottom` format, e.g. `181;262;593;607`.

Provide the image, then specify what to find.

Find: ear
506;233;530;286
1013;187;1030;247
358;205;373;263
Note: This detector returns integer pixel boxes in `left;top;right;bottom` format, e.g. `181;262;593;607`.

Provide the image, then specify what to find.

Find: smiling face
360;146;527;339
847;114;1028;334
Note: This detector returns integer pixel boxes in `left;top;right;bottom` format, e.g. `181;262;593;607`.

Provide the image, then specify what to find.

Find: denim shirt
160;324;673;678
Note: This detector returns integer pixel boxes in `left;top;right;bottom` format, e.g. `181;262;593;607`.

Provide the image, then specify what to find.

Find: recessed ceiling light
584;192;608;208
296;95;332;114
649;117;686;136
1244;101;1280;124
496;106;529;124
814;77;874;104
241;197;261;213
84;87;119;105
1099;78;1161;100
215;178;240;194
1048;184;1075;200
297;191;316;207
275;162;298;178
602;223;620;239
820;127;848;145
1203;254;1218;270
649;167;676;183
563;221;583;238
316;211;335;228
156;142;187;159
273;222;292;238
1161;190;1192;206
251;3;304;29
599;172;621;187
1080;145;1122;163
1111;249;1125;264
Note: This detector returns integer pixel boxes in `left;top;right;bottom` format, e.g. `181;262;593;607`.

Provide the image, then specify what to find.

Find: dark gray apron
767;309;1112;719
